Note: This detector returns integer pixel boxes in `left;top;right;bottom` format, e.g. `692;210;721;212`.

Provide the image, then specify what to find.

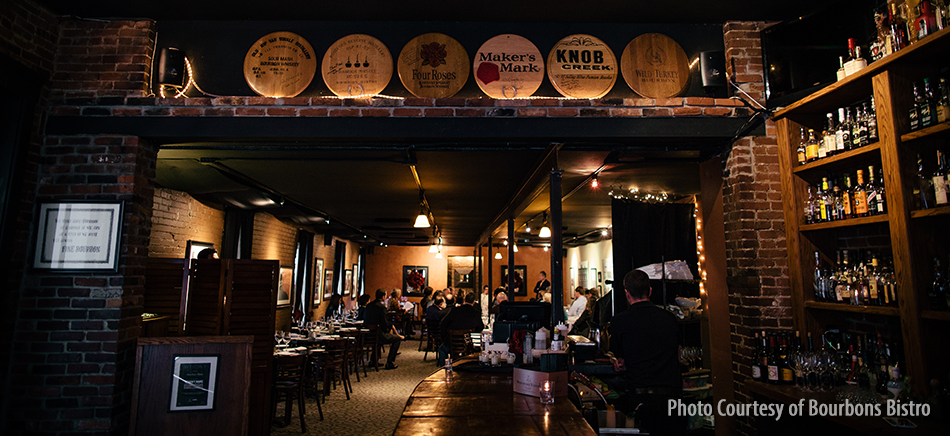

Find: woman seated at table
355;293;371;321
387;289;413;338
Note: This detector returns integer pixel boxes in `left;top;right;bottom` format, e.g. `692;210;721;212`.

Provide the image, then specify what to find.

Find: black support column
550;169;564;324
507;218;515;292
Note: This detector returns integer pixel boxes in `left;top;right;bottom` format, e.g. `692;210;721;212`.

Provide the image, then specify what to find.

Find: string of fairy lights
606;185;671;203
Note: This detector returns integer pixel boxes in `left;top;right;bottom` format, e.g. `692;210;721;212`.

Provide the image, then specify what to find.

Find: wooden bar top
394;359;597;436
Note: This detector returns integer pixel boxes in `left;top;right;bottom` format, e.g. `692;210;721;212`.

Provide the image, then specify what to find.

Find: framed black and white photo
312;258;324;307
32;201;123;272
278;266;293;306
343;269;353;295
169;355;219;412
351;263;359;298
324;269;333;299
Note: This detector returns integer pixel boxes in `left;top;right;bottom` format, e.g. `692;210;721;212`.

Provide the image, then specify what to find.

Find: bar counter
394;358;597;436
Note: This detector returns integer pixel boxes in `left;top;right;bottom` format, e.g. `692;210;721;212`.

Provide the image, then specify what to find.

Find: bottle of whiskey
820;177;834;222
918;153;937;209
889;3;910;51
837;108;851;152
853;105;868;148
935;150;949;206
868;98;879;143
805;129;819;163
910;82;923;131
824;112;838;156
797;127;807;165
842;174;855;219
867;166;881;215
937;78;950;124
854;169;870;217
921;78;938;129
916;0;939;40
804;185;817;224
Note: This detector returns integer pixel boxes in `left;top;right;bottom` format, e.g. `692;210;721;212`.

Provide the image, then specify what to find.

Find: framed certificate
32;201;123;271
169;355;219;412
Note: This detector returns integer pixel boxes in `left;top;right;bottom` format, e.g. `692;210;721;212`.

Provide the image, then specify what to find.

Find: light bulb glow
539;226;551;238
414;213;430;228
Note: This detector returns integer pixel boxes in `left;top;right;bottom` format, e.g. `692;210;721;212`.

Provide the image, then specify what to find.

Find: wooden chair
447;329;478;359
361;325;380;372
271;354;309;432
338;330;366;381
320;339;351;401
304;352;324;420
421;319;442;361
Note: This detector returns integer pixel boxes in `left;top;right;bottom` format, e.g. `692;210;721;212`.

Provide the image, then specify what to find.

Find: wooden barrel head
243;31;317;97
546;34;617;99
397;33;470;98
322;34;393;97
621;33;691;98
473;34;544;99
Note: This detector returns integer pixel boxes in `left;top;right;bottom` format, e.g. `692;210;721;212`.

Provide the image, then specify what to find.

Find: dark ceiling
40;0;828;249
39;0;832;24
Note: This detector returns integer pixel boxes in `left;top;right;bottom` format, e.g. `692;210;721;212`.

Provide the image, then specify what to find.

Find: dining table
393;357;597;436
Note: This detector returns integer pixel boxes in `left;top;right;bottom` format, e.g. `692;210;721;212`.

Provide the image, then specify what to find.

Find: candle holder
540;380;555;404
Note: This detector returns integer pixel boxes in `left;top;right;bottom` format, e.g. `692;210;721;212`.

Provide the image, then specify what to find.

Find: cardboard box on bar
513;367;569;398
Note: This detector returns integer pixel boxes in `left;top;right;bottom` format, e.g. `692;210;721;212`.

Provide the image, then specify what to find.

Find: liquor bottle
853;169;870;217
882;259;897;306
921;78;938;129
938;78;950;124
868;98;879;142
835;250;851;303
832;181;846;221
837;108;851;153
876;334;889;396
918;153;937;209
934;150;949;205
820;177;834;222
867;165;884;216
889;3;910;51
910;82;923;131
767;334;780;385
872;166;887;215
805;129;819;163
873;7;892;60
824;112;837;156
916;0;939;40
814;251;825;301
843;38;867;76
842;174;855;218
868;254;882;306
804;185;817;224
807;331;814;352
931;257;949;310
852;105;867;149
751;331;763;382
797;129;807;165
852;252;866;306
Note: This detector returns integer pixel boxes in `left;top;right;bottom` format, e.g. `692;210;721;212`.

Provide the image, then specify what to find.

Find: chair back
274;354;307;386
322;338;348;370
425;319;442;348
447;329;477;357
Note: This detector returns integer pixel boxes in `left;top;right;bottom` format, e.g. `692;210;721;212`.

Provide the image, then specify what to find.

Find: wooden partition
144;258;187;334
130;336;252;436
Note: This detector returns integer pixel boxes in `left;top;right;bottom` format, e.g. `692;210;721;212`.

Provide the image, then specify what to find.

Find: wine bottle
934;150;949;205
751;331;763;382
814;251;824;301
779;333;795;385
767;334;780;385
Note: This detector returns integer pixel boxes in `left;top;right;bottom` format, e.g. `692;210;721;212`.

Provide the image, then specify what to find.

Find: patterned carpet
270;335;443;436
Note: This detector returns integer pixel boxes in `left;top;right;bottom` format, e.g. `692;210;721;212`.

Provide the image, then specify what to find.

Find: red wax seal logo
476;62;500;84
420;42;447;67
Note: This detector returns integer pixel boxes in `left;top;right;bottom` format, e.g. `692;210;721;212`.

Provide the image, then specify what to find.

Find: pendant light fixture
413;190;430;228
538;211;551;238
428;231;440;253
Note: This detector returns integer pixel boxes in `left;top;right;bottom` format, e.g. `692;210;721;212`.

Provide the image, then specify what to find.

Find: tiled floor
270;336;442;436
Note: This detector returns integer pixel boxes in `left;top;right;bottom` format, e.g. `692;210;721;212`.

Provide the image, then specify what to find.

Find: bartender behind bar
609;270;684;435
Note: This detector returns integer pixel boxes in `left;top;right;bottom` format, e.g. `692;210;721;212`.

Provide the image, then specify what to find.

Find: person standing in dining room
364;288;404;370
609;270;684;435
532;271;550;301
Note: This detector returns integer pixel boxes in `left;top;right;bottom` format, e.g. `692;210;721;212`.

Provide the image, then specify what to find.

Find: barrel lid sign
398;33;470;98
473;34;544;99
546;34;617;99
243;31;317;97
621;33;690;98
322;34;393;97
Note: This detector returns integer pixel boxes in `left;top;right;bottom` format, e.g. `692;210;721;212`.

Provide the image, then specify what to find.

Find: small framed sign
32;201;123;272
169;354;219;412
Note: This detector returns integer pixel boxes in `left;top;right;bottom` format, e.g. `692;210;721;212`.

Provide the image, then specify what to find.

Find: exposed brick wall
6;135;156;435
251;212;297;265
149;188;225;258
51;19;155;101
721;21;790;435
0;0;58;74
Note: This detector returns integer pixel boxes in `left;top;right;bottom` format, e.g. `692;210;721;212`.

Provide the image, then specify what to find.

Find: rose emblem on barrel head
420;42;447;67
476;62;500;85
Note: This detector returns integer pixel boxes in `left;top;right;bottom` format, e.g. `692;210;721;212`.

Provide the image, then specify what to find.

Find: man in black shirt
609;270;684;435
532;271;550;300
364;288;404;370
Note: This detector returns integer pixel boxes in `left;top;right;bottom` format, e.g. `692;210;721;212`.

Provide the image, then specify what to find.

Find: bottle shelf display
775;25;950;397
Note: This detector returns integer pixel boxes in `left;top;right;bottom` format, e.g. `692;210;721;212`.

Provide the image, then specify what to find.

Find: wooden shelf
774;26;950;121
799;214;889;232
921;309;950;321
804;300;900;316
901;120;950;143
910;205;950;218
792;142;881;175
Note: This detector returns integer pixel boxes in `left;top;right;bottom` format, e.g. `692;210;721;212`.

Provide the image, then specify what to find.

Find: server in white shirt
567;286;588;323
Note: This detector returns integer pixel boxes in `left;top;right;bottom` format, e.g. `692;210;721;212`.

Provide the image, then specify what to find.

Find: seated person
490;290;507;314
425;297;448;322
437;292;484;366
363;288;404;370
355;293;371;321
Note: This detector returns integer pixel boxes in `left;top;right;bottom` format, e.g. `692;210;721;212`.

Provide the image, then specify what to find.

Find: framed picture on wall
402;266;428;296
352;263;359;298
344;270;352;295
32;201;124;272
168;354;219;412
323;269;333;299
500;265;527;297
278;266;293;306
312;258;324;307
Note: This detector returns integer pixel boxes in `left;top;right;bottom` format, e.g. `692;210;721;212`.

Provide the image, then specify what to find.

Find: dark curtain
294;230;314;316
611;199;697;308
221;205;254;259
332;241;347;296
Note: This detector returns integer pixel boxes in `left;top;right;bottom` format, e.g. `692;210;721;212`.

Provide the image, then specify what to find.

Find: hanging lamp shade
538;225;551;238
494;251;502;259
414;210;430;228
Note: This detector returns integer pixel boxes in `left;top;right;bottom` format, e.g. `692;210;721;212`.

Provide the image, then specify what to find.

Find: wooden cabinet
774;26;950;396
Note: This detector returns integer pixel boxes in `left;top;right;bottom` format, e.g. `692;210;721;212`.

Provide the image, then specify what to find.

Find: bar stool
272;354;309;432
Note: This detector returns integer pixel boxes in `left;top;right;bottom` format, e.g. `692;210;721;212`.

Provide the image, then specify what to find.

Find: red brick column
6;135;155;435
722;21;791;434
